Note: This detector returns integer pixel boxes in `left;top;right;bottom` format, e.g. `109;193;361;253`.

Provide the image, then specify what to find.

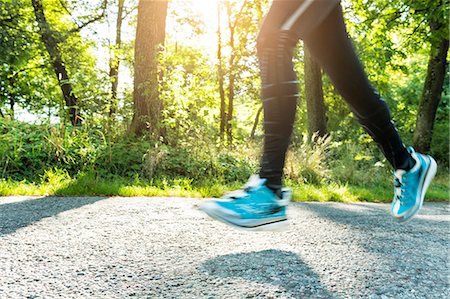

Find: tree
1;0;30;118
31;0;81;125
413;13;449;152
131;0;169;136
217;0;250;144
250;106;263;139
30;0;107;125
346;0;449;152
217;1;227;140
109;0;126;117
304;46;327;140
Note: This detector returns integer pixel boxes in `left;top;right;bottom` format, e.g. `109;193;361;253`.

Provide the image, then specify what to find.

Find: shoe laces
244;175;266;193
226;189;251;200
224;175;290;206
394;172;409;204
225;175;266;200
227;186;262;200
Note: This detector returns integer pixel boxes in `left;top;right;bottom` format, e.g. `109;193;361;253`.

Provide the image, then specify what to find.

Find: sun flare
167;0;243;55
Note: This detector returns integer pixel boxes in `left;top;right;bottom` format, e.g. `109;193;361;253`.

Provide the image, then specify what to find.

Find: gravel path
0;196;448;299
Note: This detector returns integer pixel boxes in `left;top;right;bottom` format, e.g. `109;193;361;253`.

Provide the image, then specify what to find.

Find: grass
1;120;448;203
1;173;448;203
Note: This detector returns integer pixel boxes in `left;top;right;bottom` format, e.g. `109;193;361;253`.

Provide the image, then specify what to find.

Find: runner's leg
257;0;349;194
300;4;414;170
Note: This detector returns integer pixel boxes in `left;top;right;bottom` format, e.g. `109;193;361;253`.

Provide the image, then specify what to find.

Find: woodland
0;0;448;200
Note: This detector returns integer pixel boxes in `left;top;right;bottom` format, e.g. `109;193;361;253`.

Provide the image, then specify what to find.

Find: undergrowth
0;119;448;202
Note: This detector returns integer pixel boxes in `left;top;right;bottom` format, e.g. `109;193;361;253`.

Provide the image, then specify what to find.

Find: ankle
259;174;283;198
397;154;416;172
265;183;283;198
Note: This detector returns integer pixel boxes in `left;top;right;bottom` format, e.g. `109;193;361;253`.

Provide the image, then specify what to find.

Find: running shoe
391;147;437;222
200;175;291;231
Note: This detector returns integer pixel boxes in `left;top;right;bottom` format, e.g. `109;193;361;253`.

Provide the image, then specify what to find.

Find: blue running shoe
200;175;291;231
391;147;437;222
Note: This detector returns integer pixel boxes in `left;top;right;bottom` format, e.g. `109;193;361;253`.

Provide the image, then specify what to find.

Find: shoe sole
200;203;289;232
394;156;437;223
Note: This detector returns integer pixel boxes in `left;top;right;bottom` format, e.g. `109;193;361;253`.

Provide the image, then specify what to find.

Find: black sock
397;153;415;171
265;182;283;198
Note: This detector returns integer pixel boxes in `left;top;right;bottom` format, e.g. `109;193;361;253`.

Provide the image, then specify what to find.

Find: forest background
0;0;448;202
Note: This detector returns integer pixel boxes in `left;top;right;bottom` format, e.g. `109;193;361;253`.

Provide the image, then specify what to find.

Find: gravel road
0;196;448;299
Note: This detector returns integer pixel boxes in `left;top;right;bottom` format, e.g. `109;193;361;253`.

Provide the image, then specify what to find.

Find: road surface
0;196;448;298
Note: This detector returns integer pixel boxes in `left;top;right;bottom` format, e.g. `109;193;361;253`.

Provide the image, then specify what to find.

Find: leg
300;4;413;170
200;1;435;228
256;1;302;193
300;4;436;221
199;1;342;229
257;0;342;193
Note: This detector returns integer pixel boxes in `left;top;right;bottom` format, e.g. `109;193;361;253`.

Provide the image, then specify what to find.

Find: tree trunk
224;0;248;144
226;3;236;144
31;0;80;125
131;0;168;136
304;46;327;140
109;0;125;117
251;106;263;139
413;23;449;153
217;2;227;140
9;96;14;119
8;75;15;119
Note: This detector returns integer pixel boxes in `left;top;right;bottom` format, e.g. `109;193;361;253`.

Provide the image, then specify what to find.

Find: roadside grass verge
1;120;448;203
1;173;447;203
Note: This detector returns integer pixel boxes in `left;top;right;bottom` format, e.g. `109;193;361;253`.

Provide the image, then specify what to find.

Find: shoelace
225;175;264;200
225;184;290;208
224;175;290;206
394;176;408;204
225;187;252;200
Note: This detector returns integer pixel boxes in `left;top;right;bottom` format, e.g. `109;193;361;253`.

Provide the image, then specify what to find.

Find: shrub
285;134;332;185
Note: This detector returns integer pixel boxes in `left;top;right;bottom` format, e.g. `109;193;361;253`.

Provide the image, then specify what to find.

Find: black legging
257;0;412;190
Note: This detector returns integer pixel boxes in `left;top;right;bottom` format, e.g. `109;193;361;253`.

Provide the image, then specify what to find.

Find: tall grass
0;119;448;202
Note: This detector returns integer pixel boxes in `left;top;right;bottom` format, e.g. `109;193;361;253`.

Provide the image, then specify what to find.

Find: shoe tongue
245;175;266;190
394;169;407;178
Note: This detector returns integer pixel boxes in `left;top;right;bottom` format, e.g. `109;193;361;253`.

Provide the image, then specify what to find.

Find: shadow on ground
201;249;334;298
297;202;449;297
0;196;108;236
298;202;449;242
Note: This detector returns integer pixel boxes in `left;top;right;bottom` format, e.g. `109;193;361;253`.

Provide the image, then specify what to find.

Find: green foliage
285;134;332;185
0;119;447;201
0;0;448;201
0;119;258;185
0;0;59;115
0;119;51;179
160;43;220;144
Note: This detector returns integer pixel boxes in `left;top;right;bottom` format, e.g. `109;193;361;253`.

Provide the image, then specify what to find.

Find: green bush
0;119;447;200
0;120;53;180
0;119;257;185
285;134;332;185
142;143;257;184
